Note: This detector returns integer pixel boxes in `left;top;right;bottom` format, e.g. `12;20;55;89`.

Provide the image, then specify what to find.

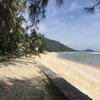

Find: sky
38;0;100;51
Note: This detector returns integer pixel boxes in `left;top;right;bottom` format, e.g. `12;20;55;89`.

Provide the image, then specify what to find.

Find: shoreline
57;52;100;68
37;52;100;100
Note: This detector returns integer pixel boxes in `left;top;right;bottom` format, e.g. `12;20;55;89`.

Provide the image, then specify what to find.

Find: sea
58;52;100;68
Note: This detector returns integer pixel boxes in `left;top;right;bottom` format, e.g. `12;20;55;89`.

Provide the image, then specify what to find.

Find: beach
0;57;65;100
37;52;100;100
0;53;99;100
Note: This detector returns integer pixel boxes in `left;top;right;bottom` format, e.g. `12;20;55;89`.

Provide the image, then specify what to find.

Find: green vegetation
23;29;46;57
0;0;63;58
0;0;97;58
44;38;76;52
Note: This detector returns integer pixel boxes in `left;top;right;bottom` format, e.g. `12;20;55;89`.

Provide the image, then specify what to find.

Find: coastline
37;52;100;100
57;52;100;68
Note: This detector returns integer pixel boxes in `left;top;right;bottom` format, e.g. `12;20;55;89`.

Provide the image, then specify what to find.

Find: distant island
44;38;76;52
81;49;94;52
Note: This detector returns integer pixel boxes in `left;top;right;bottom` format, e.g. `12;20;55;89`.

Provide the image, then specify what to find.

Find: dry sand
0;57;65;100
37;52;100;100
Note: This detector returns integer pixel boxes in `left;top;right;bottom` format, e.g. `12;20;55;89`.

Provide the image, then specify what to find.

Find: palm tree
0;0;25;54
0;0;64;55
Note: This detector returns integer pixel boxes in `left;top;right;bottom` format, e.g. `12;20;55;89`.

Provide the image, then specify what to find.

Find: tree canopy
0;0;64;57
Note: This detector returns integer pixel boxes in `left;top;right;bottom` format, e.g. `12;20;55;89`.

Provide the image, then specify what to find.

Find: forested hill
44;38;76;52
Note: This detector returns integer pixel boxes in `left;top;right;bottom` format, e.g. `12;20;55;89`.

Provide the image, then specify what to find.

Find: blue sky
38;0;100;51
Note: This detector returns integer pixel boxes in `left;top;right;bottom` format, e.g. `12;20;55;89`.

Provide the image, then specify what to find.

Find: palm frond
84;0;100;14
84;7;95;14
42;0;48;8
28;0;64;26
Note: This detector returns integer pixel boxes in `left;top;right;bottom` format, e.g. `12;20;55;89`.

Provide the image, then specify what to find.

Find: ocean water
58;52;100;67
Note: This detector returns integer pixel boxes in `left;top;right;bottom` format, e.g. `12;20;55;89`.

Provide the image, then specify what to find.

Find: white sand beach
0;57;64;100
37;52;100;100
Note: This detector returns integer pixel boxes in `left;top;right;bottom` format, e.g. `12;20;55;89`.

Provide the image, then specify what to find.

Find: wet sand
37;52;100;100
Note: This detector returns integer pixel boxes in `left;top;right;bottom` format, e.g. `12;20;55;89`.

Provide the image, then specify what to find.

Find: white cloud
53;1;80;15
68;1;79;12
38;1;100;50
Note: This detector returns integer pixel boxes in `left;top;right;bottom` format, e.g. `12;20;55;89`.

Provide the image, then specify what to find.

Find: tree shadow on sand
0;76;66;100
0;78;44;100
0;57;36;68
